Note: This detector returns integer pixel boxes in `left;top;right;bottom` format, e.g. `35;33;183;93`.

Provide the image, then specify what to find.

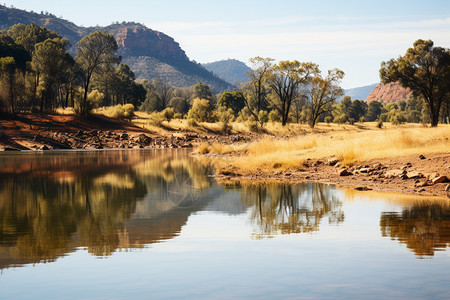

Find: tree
140;78;173;112
268;60;318;126
76;31;119;116
349;99;368;122
306;68;345;128
242;57;274;119
365;100;384;122
7;23;60;55
32;38;73;111
380;39;450;127
217;91;245;115
0;57;18;113
192;83;214;102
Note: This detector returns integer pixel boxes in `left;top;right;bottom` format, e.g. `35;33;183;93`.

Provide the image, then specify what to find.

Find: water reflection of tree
0;150;214;269
380;203;450;258
240;183;344;237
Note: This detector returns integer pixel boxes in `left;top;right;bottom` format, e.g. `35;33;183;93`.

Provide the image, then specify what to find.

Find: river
0;149;449;299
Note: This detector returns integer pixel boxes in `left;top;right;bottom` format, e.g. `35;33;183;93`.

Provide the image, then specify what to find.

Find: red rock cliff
114;25;188;62
365;82;413;103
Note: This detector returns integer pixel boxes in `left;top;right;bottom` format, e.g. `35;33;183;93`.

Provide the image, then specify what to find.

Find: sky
6;0;450;88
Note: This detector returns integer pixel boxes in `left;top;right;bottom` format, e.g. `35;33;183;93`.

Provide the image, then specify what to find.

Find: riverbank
0;112;256;150
195;125;450;199
1;113;449;198
210;152;450;198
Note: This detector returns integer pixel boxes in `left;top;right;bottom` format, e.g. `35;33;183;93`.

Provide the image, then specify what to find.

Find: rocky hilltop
365;82;413;103
0;5;232;91
202;59;251;85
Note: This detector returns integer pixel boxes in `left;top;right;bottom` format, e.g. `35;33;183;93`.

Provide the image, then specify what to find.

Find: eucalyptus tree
76;31;119;115
307;68;345;128
267;60;319;126
380;39;450;127
32;38;73;111
242;56;274;119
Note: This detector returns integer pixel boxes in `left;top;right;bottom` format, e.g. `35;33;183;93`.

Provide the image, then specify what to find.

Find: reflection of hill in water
380;203;450;258
0;149;217;269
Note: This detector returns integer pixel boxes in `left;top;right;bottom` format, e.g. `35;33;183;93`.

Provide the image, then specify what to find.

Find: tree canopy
380;39;450;127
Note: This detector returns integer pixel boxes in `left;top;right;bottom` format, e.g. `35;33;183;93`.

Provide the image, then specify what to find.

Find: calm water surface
0;149;449;299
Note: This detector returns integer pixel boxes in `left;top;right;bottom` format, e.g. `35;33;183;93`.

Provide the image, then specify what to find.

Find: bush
246;115;258;132
324;116;333;124
187;118;198;127
148;111;165;127
162;107;175;123
268;110;281;122
377;120;383;128
75;89;104;116
187;98;213;122
258;110;269;127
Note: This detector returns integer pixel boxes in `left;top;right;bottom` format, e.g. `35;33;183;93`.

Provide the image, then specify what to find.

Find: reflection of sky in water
0;150;449;299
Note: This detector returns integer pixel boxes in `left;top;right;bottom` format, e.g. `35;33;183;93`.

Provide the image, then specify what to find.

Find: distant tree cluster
0;23;146;115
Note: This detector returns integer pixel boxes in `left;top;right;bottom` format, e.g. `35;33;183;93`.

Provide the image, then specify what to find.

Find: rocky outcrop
365;82;413;103
113;25;188;62
0;6;233;92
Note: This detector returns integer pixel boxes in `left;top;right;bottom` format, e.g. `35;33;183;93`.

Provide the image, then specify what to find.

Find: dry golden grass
213;124;450;175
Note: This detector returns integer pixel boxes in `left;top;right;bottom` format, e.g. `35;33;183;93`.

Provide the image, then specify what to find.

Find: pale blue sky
6;0;450;88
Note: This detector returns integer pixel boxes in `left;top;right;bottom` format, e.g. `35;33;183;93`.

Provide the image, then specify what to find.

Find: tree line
0;23;146;116
1;25;448;128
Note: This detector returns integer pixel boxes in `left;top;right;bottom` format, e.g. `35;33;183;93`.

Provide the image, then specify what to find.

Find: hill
343;83;378;101
0;5;232;92
365;82;413;103
202;59;251;86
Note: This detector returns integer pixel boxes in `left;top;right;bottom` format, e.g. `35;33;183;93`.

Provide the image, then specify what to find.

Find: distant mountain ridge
202;59;251;86
0;5;233;92
343;83;378;101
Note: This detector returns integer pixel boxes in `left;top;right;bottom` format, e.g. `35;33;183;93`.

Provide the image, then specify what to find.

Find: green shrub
258;110;269;127
148;111;165;127
162;107;175;123
268;110;281;122
187;98;213;122
246;115;258;132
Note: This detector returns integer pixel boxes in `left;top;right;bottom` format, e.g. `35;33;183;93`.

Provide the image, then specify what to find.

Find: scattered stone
418;188;426;192
373;163;383;170
313;160;323;166
339;169;353;176
419;154;426;159
335;162;341;168
416;181;431;187
385;169;405;178
328;158;339;166
40;145;50;150
432;176;449;184
406;171;424;179
120;133;129;140
359;168;371;173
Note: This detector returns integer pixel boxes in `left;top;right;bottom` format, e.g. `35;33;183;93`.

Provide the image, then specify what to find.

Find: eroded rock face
114;25;188;62
365;82;413;103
